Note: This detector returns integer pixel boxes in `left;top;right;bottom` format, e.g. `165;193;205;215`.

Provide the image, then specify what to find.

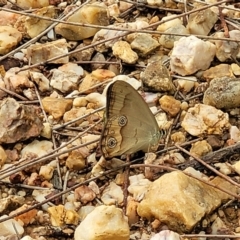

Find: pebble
212;30;240;62
101;182;123;205
189;140;212;157
55;4;109;40
171;132;186;144
27;39;69;65
15;0;49;9
112;41;138;64
170;36;216;76
0;26;22;54
159;95;181;117
203;77;240;109
42;97;73;119
187;8;218;35
0;145;7;168
0;215;24;237
74;205;130;240
74;185;96;204
66;149;87;170
70;42;94;61
0;98;43;144
181;104;230;136
129;33;160;56
40;122;52;139
15;6;56;38
21;140;53;158
214;163;232;175
30;71;50;92
126;197;139;225
231;63;240;76
39;165;54;180
141;61;175;93
150;230;181;240
202;64;233;82
137;171;235;233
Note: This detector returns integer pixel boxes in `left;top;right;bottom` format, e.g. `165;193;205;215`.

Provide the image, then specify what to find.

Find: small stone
202;64;233;82
66;149;86;170
91;52;106;70
232;161;240;176
30;71;50;92
181;104;230;136
187;8;218;35
176;79;195;93
137;171;235;233
73;97;88;108
74;185;96;204
212;30;240;62
27;39;69;65
101;182;124;205
0;98;43;144
15;0;49;9
112;41;138;64
141;61;175;93
206;135;223;149
55;4;109;40
129;33;160;56
159;95;181;117
10;204;37;226
0;26;22;55
159;25;189;49
229;126;240;143
0;215;24;237
39;165;54;180
21;140;53;158
170;36;216;76
0;145;7;168
40;122;52;139
50;63;84;93
214;163;232;175
74;205;130;240
70;43;95;61
150;230;181;240
126;198;139;225
0;195;25;215
85;92;106;108
147;0;163;6
203;77;240;109
171;132;186;144
63;107;87;125
48;205;79;227
231;63;240;76
15;6;56;38
190;140;212;157
157;15;183;32
42;97;73;119
128;174;152;201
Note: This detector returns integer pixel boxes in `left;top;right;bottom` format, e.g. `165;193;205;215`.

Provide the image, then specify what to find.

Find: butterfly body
100;80;162;159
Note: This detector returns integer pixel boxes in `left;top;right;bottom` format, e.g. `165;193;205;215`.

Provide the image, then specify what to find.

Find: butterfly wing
100;80;161;159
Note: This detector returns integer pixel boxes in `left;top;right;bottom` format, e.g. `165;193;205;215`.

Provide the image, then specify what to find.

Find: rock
27;39;69;65
128;33;160;56
181;104;230;137
141;61;175;93
39;165;54;180
229;126;240;143
171;132;186;144
40;122;52;139
147;0;163;6
203;77;240;109
232;160;240;175
231;63;240;76
21;140;53;158
73;97;88;108
128;174;152;201
157;14;182;32
0;98;43;144
10;204;37;226
66;149;87;170
170;36;216;76
91;52;106;70
78;206;95;221
0;10;20;26
0;26;22;55
159;95;181;117
137;171;235;233
50;63;84;93
112;41;138;64
158;25;189;49
0;215;24;237
0;195;25;215
85;92;106;108
187;8;218;35
176;79;195;93
126;198;139;225
55;4;109;40
15;0;49;9
14;6;56;38
30;71;50;92
92;20;149;52
42;97;73;119
150;230;181;240
214;163;232;175
189;140;212;157
101;182;124;205
70;43;95;61
212;30;240;62
63;107;87;125
74;185;96;204
202;64;233;81
0;146;7;168
79;69;115;93
74;205;130;240
48;205;80;227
